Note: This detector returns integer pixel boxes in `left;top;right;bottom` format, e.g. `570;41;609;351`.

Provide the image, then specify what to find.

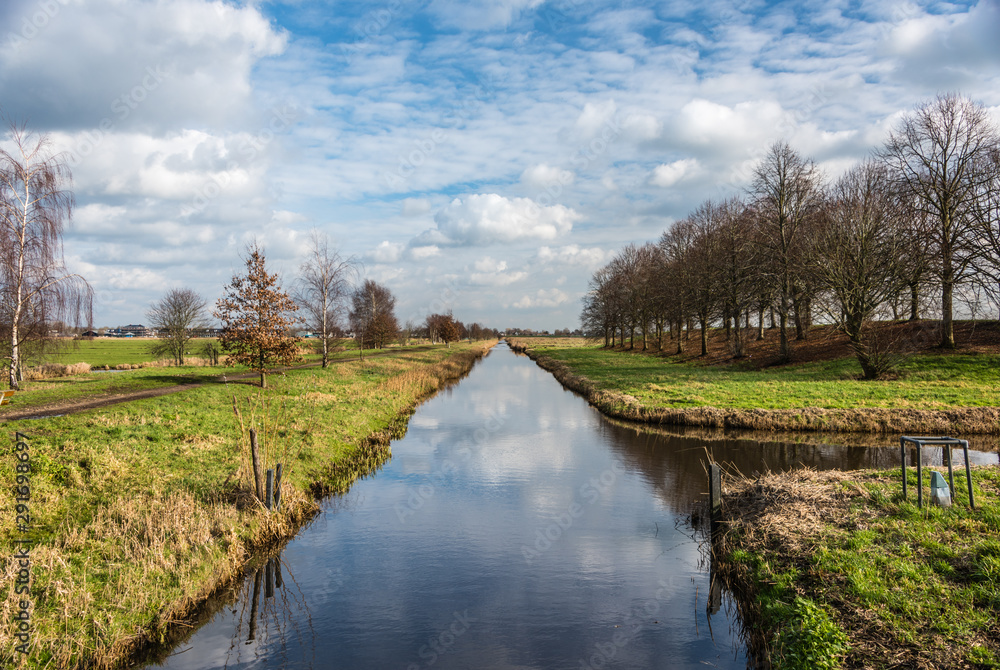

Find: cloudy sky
2;0;999;331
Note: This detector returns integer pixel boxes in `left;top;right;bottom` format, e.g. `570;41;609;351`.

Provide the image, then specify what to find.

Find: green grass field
45;337;198;367
511;337;1000;410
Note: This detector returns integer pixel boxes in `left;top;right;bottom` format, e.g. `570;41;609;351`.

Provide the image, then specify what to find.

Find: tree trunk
909;283;920;321
699;315;708;356
260;371;267;389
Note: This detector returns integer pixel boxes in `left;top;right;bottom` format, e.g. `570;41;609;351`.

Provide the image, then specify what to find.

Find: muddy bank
508;342;1000;435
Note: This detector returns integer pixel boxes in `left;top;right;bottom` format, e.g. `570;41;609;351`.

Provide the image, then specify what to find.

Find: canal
146;341;999;669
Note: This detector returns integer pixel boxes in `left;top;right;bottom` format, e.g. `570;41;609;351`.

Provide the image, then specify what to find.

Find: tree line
581;94;1000;378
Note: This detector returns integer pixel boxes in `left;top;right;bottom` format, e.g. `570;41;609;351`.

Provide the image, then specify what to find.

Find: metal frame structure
900;436;975;510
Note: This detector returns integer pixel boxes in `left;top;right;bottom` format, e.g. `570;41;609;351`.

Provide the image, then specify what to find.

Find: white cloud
423;194;580;246
650;158;700;188
411;245;441;259
535;245;612;269
0;0;287;133
474;257;508;273
428;0;546;31
371;240;405;263
512;288;570;309
575;100;618;138
520;164;575;189
402;198;433;217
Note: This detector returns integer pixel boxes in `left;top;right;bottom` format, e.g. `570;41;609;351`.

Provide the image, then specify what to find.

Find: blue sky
2;0;999;330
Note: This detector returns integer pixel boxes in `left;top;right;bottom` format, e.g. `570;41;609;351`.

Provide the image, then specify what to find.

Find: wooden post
274;463;283;511
708;462;722;516
250;429;263;504
266;469;274;511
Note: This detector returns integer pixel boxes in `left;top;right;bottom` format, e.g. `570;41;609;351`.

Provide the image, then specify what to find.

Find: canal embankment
506;338;1000;435
1;341;495;669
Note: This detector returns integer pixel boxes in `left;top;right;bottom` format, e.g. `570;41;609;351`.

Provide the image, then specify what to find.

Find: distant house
80;330;100;338
112;324;154;338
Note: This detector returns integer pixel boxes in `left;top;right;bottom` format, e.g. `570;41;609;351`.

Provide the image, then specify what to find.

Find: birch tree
296;231;357;368
0;122;91;390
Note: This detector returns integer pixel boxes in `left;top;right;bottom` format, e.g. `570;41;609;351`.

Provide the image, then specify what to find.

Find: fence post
708;462;722;517
274;463;283;511
250;429;263;504
266;469;274;511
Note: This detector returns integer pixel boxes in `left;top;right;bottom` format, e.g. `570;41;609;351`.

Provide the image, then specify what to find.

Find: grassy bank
717;465;1000;669
508;333;1000;434
1;341;496;668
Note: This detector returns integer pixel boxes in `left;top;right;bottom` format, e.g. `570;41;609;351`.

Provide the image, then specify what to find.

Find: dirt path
0;383;208;421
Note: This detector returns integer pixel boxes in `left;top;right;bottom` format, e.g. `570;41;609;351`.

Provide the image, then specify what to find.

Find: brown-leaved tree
214;243;300;388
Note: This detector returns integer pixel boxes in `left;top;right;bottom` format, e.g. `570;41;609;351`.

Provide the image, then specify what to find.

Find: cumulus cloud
421;194;580;246
650;158;700;187
512;288;570;309
575;100;618;138
371;240;405;264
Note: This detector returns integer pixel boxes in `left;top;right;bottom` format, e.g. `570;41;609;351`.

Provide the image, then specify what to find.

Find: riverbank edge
507;340;1000;434
16;342;497;670
711;466;1000;669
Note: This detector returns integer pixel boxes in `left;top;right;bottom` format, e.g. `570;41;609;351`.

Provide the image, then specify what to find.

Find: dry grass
716;466;1000;669
23;362;92;380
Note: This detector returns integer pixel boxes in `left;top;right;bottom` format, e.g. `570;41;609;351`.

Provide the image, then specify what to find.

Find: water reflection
146;342;996;670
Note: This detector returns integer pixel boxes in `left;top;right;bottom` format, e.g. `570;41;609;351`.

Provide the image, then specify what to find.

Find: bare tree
813;161;908;378
214;242;300;388
712;197;759;358
880;93;1000;348
349;280;398;350
751;141;823;361
147;288;209;365
970;147;1000;317
0;122;92;390
296;231;357;368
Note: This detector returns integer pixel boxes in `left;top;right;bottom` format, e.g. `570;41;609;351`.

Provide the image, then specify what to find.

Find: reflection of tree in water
223;549;315;669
